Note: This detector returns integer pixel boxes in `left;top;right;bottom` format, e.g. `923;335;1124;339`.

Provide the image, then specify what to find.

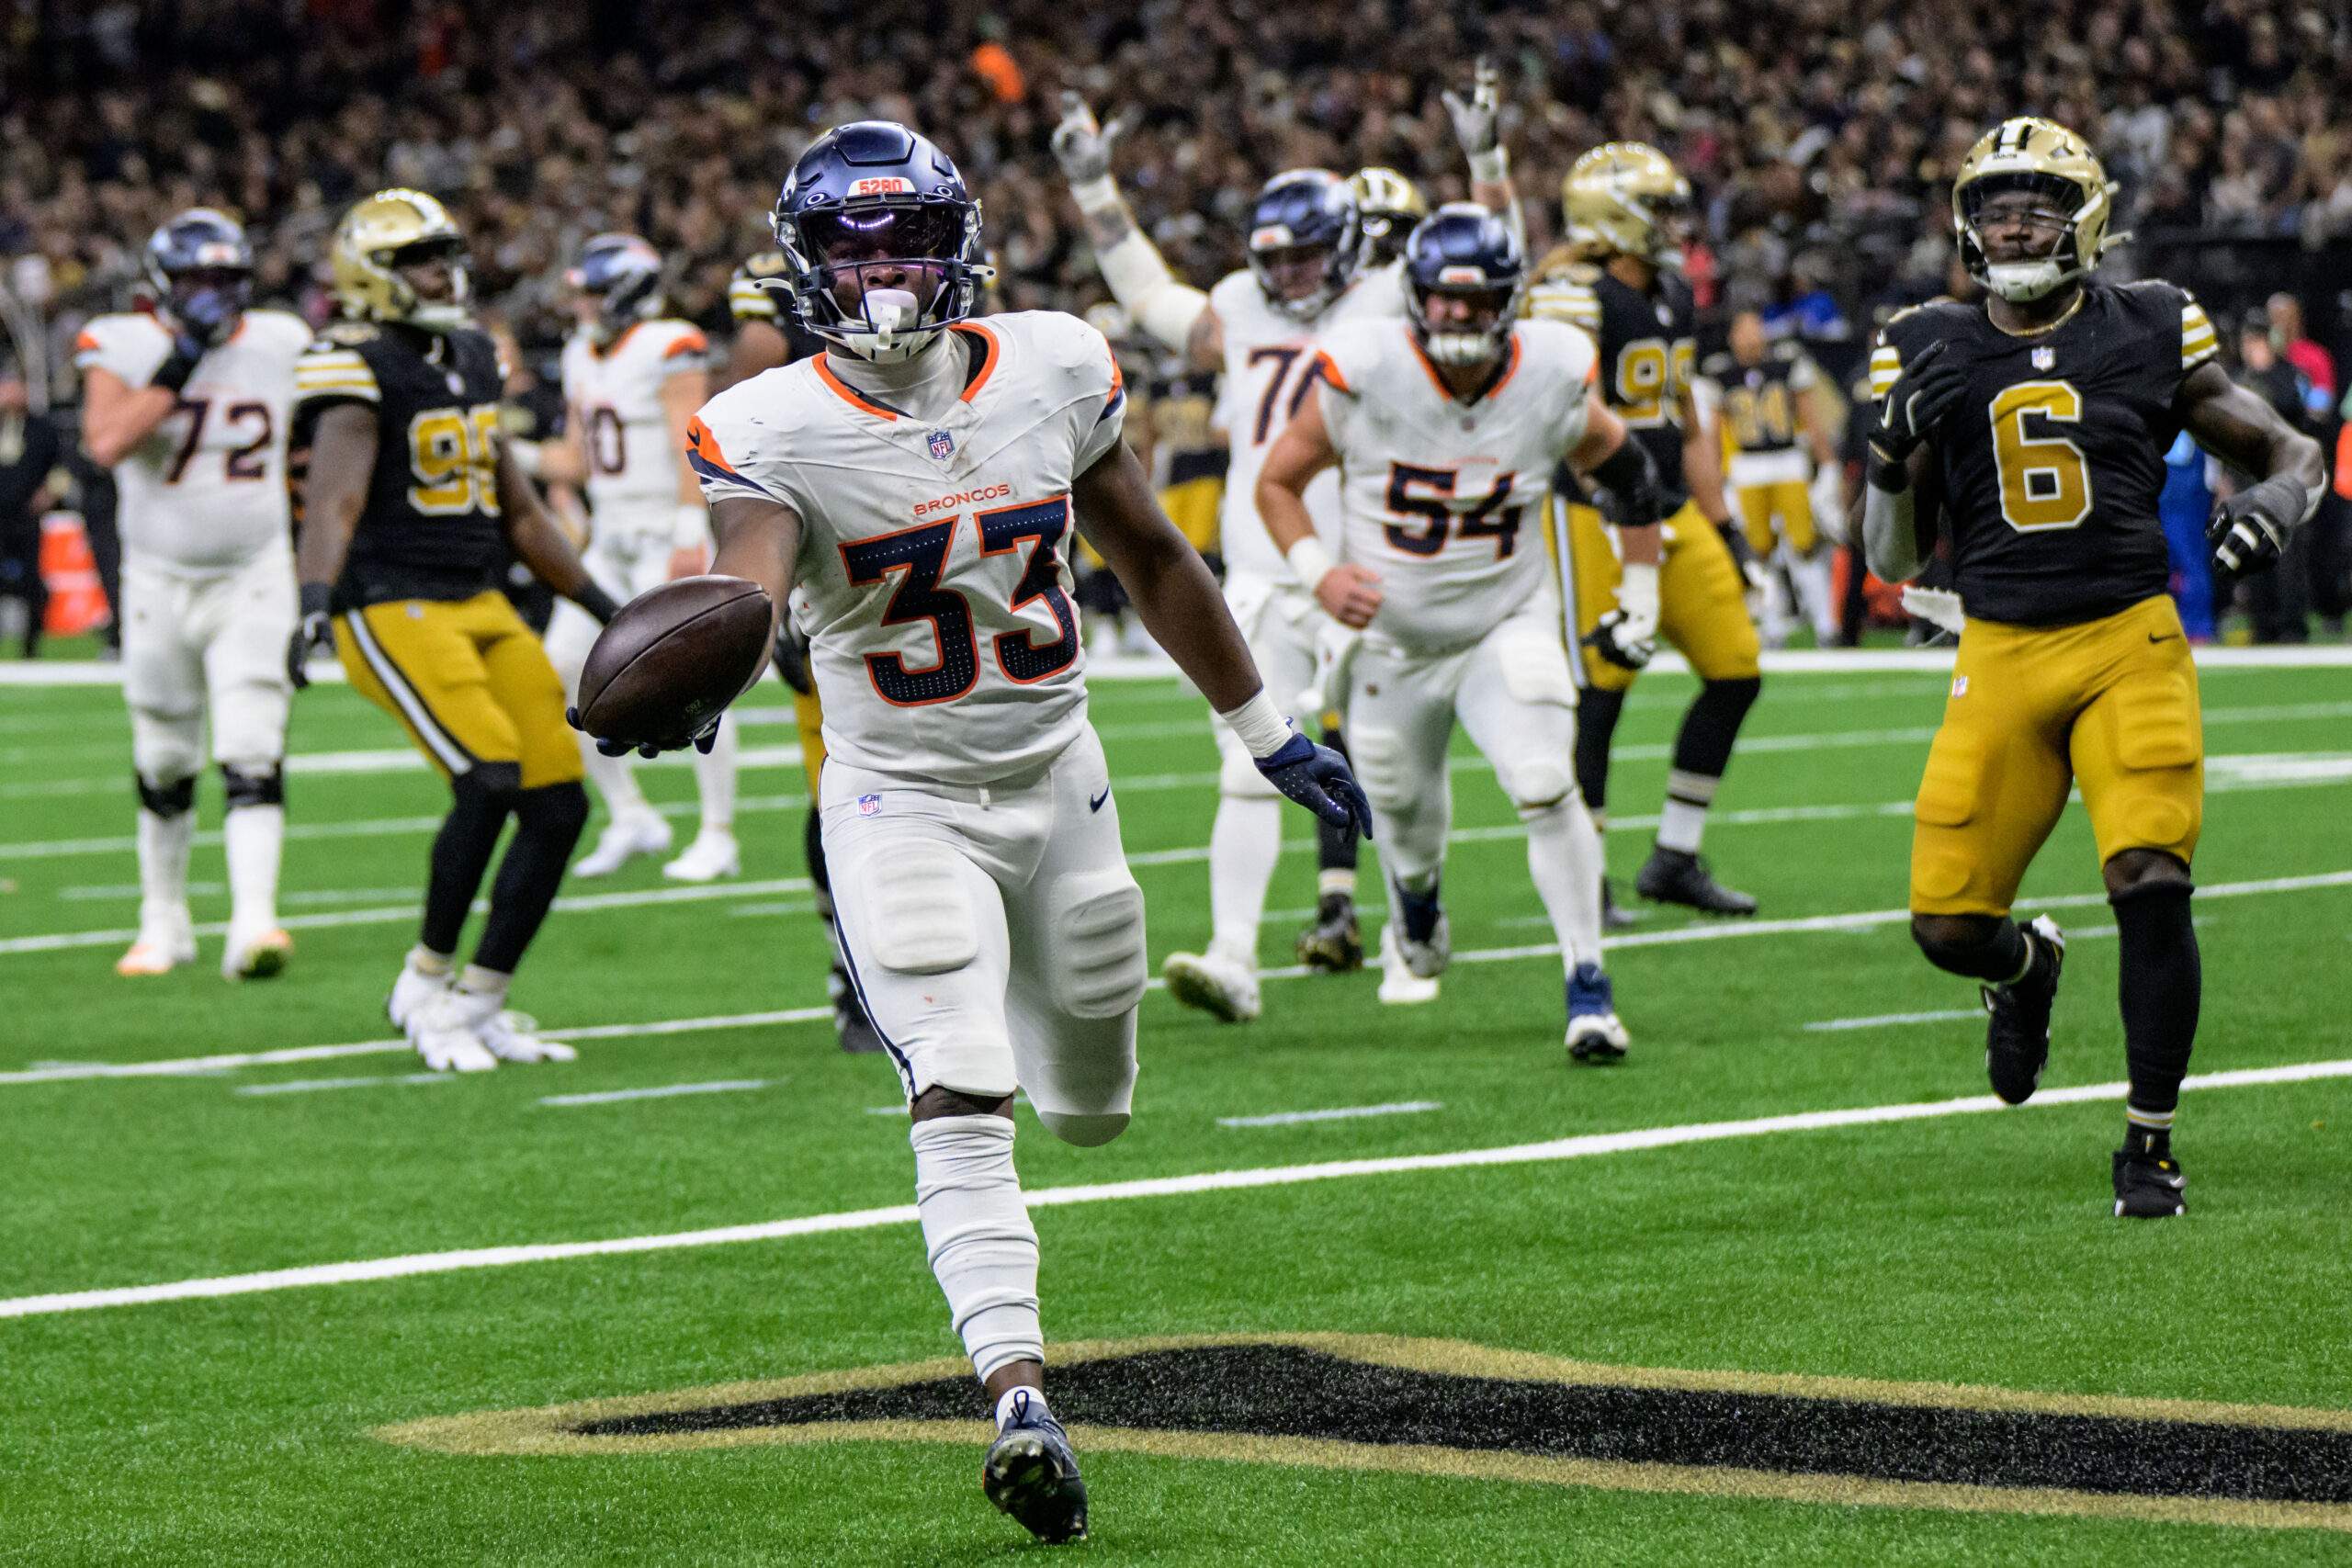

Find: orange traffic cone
40;512;111;637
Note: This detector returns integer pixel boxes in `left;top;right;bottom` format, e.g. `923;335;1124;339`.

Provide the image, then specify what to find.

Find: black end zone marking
376;1336;2352;1531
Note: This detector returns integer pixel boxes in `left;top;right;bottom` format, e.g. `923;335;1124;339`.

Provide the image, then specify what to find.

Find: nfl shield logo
927;428;956;460
858;793;882;817
2031;346;2055;370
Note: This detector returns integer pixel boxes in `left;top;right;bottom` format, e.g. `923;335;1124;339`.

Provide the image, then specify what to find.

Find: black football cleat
982;1391;1088;1544
2112;1145;2187;1218
1600;876;1641;931
1982;915;2064;1105
829;960;887;1055
1634;846;1758;916
1295;891;1365;973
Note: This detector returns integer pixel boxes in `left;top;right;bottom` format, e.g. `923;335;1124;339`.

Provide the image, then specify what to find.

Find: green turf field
4;659;2350;1564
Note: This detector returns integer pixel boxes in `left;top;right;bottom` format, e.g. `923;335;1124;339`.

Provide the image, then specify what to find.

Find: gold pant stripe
341;607;477;774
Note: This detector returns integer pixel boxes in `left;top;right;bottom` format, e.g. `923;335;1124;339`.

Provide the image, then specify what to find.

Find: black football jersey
1531;256;1698;510
729;251;827;363
1702;342;1818;456
1872;282;2219;626
293;321;512;612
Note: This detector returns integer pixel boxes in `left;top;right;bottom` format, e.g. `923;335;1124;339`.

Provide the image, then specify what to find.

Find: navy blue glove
565;706;720;758
1255;728;1374;839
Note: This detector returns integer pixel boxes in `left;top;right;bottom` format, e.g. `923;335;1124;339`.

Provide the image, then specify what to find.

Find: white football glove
1442;61;1507;181
1901;585;1966;637
1584;562;1659;670
1051;93;1136;187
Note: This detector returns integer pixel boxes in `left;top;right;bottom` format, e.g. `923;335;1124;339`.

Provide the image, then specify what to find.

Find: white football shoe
221;926;293;981
1375;924;1441;1006
471;1002;578;1064
116;908;197;977
572;808;673;877
1160;942;1261;1022
662;826;741;883
403;987;500;1073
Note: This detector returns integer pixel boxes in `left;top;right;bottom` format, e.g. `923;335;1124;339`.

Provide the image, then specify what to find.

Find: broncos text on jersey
1871;282;2219;626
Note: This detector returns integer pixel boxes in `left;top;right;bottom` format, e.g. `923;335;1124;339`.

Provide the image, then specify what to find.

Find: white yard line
6;1056;2347;1320
235;1075;455;1096
1804;1010;1982;1032
1218;1101;1443;1127
539;1079;778;1107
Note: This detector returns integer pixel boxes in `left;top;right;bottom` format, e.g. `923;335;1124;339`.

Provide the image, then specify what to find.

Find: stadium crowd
1;0;2348;639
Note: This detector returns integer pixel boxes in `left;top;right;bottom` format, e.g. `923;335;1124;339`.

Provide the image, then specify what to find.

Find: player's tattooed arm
707;494;806;688
1256;383;1383;628
2178;361;2325;578
1073;437;1262;711
1055;92;1218;363
495;446;616;623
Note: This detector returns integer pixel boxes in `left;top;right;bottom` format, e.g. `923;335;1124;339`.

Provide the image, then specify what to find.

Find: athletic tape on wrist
1218;691;1295;761
1285;536;1335;592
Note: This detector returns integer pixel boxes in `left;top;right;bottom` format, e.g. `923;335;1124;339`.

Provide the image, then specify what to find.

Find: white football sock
1790;548;1840;645
1523;797;1606;972
135;805;194;931
457;963;511;1000
1317;867;1357;899
578;732;649;818
995;1386;1049;1428
1657;769;1719;854
910;1114;1042;1382
223;804;284;935
1207;794;1282;968
692;710;739;831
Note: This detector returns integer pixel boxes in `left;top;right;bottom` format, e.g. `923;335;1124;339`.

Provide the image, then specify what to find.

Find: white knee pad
1349;726;1408;804
130;707;205;787
864;843;981;975
1048;870;1147;1019
1506;759;1577;815
1496;619;1579;709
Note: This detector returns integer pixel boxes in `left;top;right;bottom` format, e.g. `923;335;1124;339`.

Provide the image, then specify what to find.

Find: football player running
1528;145;1769;922
1052;76;1508;1016
290;190;620;1071
1701;310;1845;648
537;234;741;883
1260;206;1651;1057
670;123;1367;1543
79;210;311;981
1862;118;2323;1218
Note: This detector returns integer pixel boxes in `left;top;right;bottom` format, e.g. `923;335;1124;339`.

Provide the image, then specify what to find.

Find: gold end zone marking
374;1333;2352;1531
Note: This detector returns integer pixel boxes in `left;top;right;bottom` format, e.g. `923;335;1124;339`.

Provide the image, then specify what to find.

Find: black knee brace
221;762;285;809
1912;917;2028;982
1672;676;1762;780
135;773;197;819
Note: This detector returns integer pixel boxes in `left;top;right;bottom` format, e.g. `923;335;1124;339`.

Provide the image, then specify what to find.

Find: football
573;574;775;750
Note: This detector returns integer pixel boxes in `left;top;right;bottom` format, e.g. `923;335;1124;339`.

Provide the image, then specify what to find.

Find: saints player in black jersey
1529;144;1768;922
1702;312;1844;648
288;189;621;1074
1863;118;2324;1218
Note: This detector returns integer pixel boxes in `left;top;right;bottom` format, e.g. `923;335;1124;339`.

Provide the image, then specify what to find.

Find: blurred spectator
2232;309;2323;640
0;359;60;656
2158;431;2217;640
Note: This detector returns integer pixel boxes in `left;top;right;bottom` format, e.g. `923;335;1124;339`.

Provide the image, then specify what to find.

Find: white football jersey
690;311;1125;785
1210;258;1405;583
1316;317;1599;653
560;319;707;519
74;310;309;576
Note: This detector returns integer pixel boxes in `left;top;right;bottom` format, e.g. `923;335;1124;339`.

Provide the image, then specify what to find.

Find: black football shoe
1982;915;2064;1105
1600;876;1641;931
829;960;887;1055
982;1391;1088;1543
2112;1145;2188;1218
1295;891;1365;973
1634;846;1758;916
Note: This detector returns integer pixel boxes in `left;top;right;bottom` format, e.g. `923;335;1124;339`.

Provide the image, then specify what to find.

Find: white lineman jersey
74;310;310;576
1210;257;1405;583
1315;317;1599;654
690;311;1126;785
560;319;707;520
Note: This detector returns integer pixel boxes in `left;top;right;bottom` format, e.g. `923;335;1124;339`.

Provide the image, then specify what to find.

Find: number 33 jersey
688;312;1126;785
1314;317;1599;654
1871;281;2218;626
74;310;311;575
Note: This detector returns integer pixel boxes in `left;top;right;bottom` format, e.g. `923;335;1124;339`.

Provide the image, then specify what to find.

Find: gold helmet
1951;118;2118;303
1349;167;1429;261
1561;142;1691;266
331;188;471;333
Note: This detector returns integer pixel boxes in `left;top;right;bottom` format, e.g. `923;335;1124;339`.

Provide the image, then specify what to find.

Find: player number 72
837;497;1080;706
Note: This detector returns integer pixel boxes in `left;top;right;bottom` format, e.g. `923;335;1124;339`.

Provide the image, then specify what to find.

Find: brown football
574;575;775;749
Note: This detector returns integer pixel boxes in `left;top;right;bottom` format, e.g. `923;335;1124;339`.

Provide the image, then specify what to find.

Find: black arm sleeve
1587;436;1665;529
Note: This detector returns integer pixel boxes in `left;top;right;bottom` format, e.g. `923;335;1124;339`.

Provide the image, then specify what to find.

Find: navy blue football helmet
568;232;665;341
771;121;991;363
1245;170;1363;322
146;209;253;345
1402;204;1525;367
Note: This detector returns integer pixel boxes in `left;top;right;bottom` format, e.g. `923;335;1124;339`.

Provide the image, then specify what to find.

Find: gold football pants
1910;594;2202;918
1557;498;1761;693
337;591;583;788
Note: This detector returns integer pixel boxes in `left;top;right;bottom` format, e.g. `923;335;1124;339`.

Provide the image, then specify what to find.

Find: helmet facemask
1960;173;2102;302
1409;276;1522;367
1402;205;1526;370
383;235;472;333
145;211;253;345
781;200;984;364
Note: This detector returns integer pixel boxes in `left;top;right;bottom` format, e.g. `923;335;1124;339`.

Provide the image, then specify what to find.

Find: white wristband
506;439;545;479
1284;536;1335;592
672;502;710;550
1069;175;1121;215
1468;148;1509;185
1217;690;1295;761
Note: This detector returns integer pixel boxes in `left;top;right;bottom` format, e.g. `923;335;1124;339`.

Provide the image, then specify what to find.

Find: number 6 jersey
1870;281;2217;626
688;312;1126;785
74;310;311;575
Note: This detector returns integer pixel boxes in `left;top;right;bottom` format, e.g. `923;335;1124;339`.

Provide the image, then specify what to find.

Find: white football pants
1346;594;1608;976
544;524;738;830
1204;575;1324;966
